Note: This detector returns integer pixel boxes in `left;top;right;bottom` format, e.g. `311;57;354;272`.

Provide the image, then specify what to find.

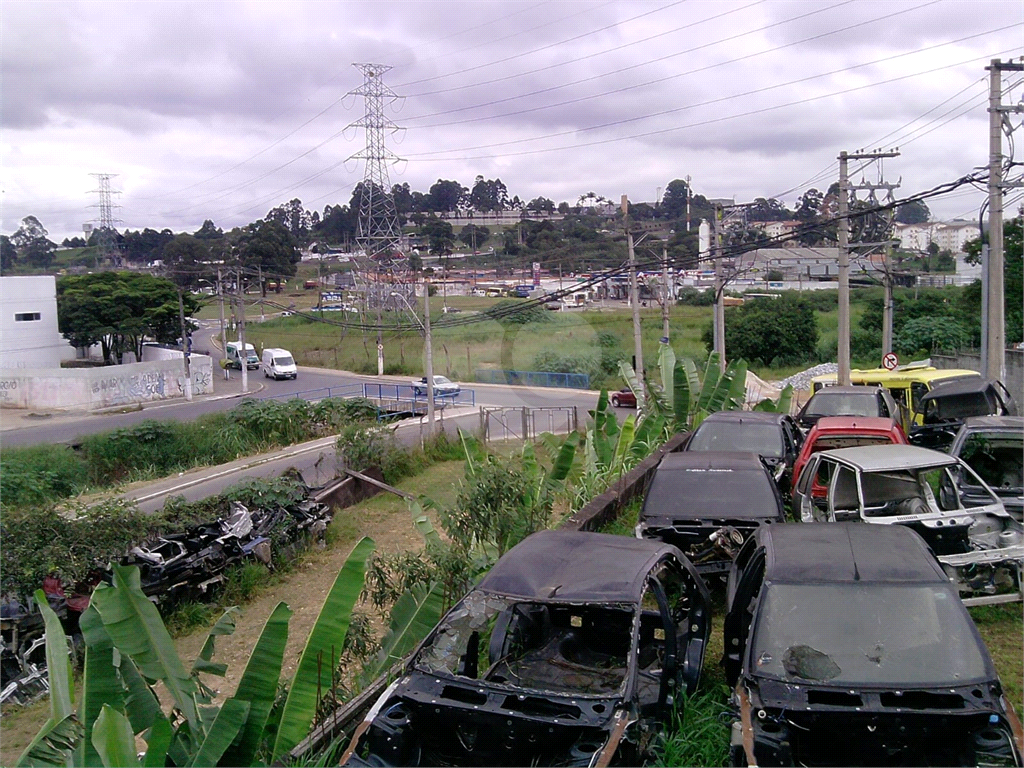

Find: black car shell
636;451;786;575
723;523;1023;767
911;378;1019;451
343;530;711;767
684;411;803;495
948;416;1024;522
796;385;901;431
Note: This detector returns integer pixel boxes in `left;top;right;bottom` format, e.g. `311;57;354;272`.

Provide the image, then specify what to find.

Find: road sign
882;352;899;370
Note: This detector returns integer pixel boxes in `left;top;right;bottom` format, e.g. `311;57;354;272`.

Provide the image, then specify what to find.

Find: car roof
758;523;946;583
810;385;883;395
698;410;787;425
477;530;684;603
655;451;766;471
809;416;901;434
815;444;956;471
960;415;1024;430
921;377;997;401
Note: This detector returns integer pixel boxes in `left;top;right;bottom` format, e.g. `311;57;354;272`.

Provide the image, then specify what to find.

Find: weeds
165;601;219;637
653;686;732;768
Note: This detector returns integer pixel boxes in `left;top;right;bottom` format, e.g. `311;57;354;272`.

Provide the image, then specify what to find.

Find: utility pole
424;277;435;437
881;243;894;356
237;268;248;394
217;268;228;378
837;148;900;383
985;58;1024;382
177;287;193;401
258;265;265;323
661;239;671;341
685;175;692;233
713;204;726;373
623;195;644;397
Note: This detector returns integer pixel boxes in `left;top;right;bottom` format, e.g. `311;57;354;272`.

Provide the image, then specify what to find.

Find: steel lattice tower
348;63;404;274
89;173;122;266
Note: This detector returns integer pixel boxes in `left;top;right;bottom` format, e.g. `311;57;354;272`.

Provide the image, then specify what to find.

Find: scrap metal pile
1;489;334;708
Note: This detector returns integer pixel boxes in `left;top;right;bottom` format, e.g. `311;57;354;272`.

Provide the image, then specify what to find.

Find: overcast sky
3;0;1022;242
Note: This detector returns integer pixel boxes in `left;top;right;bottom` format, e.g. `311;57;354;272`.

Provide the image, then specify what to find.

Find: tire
611;395;620;407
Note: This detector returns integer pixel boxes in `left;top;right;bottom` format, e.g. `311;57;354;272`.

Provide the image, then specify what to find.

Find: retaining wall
0;354;214;411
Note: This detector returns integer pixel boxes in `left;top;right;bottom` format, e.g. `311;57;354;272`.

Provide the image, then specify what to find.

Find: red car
793;416;908;498
610;388;637;408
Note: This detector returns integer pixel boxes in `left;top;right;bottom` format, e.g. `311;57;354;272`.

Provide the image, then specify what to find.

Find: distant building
893;221;980;253
0;275;76;369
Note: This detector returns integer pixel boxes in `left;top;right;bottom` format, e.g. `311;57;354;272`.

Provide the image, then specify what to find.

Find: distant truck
262;348;297;380
225;341;259;371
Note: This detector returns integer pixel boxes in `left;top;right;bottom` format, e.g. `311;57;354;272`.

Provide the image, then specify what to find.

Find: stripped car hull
343;531;710;766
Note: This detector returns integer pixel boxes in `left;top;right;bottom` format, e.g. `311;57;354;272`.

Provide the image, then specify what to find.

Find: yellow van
808;364;981;430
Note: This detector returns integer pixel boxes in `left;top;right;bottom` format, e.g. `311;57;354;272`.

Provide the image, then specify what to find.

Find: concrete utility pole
882;243;894;356
986;58;1024;382
237;268;248;394
424;277;435;437
661;239;671;341
837;149;900;383
176;287;193;401
217;268;227;369
623;195;644;396
713;205;726;373
838;152;851;386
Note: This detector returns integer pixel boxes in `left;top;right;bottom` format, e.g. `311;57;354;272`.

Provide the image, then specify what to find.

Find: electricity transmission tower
89;173;122;266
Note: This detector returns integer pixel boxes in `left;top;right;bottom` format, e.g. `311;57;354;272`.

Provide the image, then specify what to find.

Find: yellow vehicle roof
808;367;981;387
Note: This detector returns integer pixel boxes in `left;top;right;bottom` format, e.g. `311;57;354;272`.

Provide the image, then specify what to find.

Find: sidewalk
0;371;266;432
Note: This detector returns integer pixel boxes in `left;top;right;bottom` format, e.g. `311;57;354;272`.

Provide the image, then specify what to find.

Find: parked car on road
792;416;908;498
910;378;1019;451
342;530;711;767
793;444;1024;605
723;522;1023;767
949;416;1024;522
636;451;785;576
411;375;461;397
685;411;802;495
610;388;637;408
795;385;901;431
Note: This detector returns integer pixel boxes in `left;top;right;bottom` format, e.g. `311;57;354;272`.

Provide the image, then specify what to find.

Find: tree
748;197;793;223
57;272;195;364
896;199;930;224
459;224;490;252
895;317;969;356
313;203;357;245
704;295;818;366
122;228;174;263
266;199;312;242
469;176;510;212
161;234;211;289
660;179;690;220
794;188;826;245
962;217;1023;345
428;179;467;213
557;201;571;214
421;217;455;257
61;236;87;248
526;196;555;213
11;215;56;268
1;235;16;271
193;219;224;240
237;219;301;287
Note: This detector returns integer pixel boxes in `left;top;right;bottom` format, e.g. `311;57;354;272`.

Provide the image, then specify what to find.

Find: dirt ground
0;461;466;766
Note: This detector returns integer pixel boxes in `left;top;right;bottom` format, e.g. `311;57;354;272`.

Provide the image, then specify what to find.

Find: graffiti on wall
0;378;18;404
91;370;168;406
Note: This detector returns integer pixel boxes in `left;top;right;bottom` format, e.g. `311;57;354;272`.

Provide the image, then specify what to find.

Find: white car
411;375;460;397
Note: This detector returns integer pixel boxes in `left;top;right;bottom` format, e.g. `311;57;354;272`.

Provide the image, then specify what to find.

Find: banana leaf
658;343;675;399
409;498;442;548
704;366;734;414
141;718;172;768
631;413;665;460
271;536;376;760
117;656;162;736
583;429;599;478
16;714;81;768
546;431;579;487
696;356;720;413
726;359;748;408
191;608;238;681
90;567;200;737
362;582;444;682
79;605;124;768
188;699;249;768
458;428;486;477
777;384;794;415
91;706;140;768
612;414;636;473
219;602;292;767
673;361;692;429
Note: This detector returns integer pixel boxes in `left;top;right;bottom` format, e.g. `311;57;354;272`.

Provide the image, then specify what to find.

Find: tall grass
653;686;732;768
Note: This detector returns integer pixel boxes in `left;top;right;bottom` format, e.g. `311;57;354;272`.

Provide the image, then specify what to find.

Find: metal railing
475;369;590;389
480;406;578;443
260;384;365;402
361;382;476;407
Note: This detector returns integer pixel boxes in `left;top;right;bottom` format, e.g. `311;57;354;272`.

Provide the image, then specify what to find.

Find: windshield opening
274;356;294;366
752;583;988;685
806;393;878;418
415;591;635;696
688;422;784;458
959;433;1023;491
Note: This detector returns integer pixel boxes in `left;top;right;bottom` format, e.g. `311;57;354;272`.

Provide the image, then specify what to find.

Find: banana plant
19;537;377;768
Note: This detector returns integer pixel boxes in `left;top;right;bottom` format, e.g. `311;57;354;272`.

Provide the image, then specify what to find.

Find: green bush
532;349;601;378
676;286;716;306
0;444;89;508
336;423;420;483
703;294;818;366
483;299;549;326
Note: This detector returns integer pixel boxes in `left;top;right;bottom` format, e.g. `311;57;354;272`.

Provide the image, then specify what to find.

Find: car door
723;541;766;686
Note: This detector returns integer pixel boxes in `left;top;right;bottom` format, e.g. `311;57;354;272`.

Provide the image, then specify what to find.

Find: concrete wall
0;354;214;410
0;275;77;369
932;349;1024;403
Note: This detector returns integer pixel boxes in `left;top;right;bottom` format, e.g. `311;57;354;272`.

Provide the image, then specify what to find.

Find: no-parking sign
882;352;899;370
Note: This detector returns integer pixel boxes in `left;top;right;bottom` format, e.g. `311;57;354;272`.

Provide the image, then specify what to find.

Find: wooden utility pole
623;195;644;397
985;58;1024;381
176;287;193;401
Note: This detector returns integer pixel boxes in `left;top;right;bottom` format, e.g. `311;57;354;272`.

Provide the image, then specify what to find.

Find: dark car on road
910;378;1018;451
949;415;1024;522
795;385;901;432
684;411;802;495
343;530;711;767
723;523;1023;767
636;451;785;576
610;388;637;408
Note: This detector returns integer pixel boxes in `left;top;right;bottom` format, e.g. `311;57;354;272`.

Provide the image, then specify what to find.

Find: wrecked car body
910;378;1018;452
949;416;1024;523
342;531;711;766
794;444;1024;605
636;451;786;576
724;523;1024;767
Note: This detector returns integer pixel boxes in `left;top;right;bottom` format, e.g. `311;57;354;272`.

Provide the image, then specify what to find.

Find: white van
262;348;297;380
226;341;260;370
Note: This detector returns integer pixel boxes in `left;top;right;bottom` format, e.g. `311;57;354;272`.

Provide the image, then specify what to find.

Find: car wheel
611;395;620;407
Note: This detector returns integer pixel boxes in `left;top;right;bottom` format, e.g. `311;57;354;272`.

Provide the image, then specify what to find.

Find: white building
0;276;77;369
933;221;980;253
893;223;933;252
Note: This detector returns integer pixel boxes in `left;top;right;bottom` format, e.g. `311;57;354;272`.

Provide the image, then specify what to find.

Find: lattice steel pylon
348;64;405;277
89;173;122;266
